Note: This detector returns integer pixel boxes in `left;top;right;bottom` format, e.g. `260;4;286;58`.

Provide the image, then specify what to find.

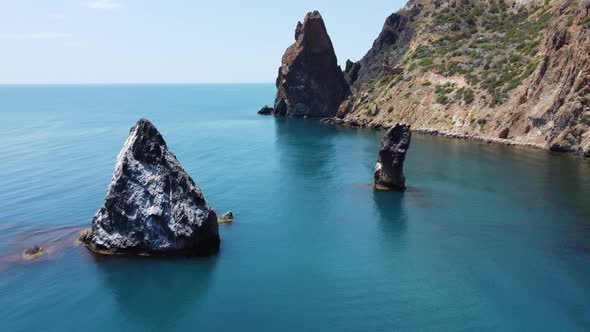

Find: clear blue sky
0;0;406;84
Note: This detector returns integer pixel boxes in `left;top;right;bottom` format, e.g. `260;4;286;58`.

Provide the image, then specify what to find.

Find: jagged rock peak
374;124;412;191
272;10;350;117
83;118;220;256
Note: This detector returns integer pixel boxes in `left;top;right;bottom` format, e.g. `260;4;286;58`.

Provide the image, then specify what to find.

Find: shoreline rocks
374;124;412;191
82;119;220;257
272;11;350;117
321;116;549;152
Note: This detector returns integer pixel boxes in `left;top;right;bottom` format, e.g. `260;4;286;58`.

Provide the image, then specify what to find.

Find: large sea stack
273;11;350;117
82;119;220;256
374;124;412;191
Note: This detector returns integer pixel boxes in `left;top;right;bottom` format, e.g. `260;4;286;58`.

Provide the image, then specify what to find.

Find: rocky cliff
338;0;590;156
273;11;350;117
374;124;412;191
83;119;220;256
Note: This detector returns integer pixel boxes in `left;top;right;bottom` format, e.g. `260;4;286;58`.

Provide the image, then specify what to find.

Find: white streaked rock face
83;119;219;256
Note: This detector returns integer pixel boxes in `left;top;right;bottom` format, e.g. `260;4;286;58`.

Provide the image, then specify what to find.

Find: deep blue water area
1;84;590;331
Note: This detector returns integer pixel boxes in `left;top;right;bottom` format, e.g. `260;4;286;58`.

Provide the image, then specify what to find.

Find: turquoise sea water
1;84;590;331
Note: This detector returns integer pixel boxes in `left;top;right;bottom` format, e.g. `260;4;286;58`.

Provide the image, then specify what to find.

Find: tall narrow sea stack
82;119;220;256
374;124;412;191
273;11;350;117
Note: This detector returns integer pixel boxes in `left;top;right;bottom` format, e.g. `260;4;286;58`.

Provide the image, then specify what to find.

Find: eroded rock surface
374;124;412;191
273;11;350;117
344;12;414;92
83;119;220;256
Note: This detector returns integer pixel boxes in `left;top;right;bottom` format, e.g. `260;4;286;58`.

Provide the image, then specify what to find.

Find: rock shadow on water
94;255;218;330
274;117;337;178
370;185;433;233
359;181;432;207
372;188;408;235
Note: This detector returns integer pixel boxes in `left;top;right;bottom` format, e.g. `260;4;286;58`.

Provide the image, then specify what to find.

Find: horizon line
0;82;276;86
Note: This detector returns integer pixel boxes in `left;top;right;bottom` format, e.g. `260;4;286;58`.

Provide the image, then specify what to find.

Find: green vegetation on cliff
343;0;590;156
406;0;551;105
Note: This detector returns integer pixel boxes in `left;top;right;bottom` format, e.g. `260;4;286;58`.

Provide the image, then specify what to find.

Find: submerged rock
23;245;44;259
83;119;220;256
218;211;234;223
24;245;43;255
321;117;344;125
258;106;274;115
374;124;412;191
273;11;350;117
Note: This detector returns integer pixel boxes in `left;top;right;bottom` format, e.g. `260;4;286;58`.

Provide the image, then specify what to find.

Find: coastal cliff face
343;12;415;93
339;0;590;156
83;119;220;256
274;11;350;117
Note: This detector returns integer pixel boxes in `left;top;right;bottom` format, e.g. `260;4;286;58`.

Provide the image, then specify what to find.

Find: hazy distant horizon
0;82;277;86
0;0;406;85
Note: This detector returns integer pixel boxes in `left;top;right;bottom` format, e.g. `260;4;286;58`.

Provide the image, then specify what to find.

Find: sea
1;84;590;331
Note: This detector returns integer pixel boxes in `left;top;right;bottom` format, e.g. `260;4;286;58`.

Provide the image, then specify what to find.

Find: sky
0;0;406;84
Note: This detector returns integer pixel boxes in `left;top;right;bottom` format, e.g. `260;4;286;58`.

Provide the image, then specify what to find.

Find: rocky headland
82;119;220;256
339;0;590;157
374;124;412;191
266;0;590;157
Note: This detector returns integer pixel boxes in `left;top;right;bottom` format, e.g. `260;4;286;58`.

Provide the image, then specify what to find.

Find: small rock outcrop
273;11;350;117
24;246;43;255
374;124;412;191
83;119;220;256
218;211;234;223
23;245;44;259
258;106;274;115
